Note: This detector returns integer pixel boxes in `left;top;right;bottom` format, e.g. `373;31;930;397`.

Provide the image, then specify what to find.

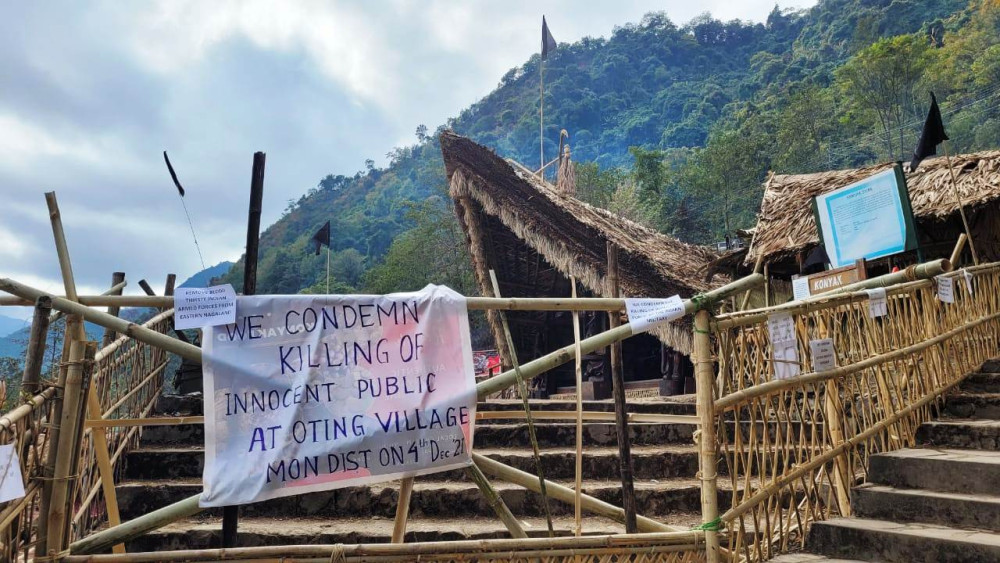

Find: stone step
124;445;700;481
769;555;867;563
944;393;1000;419
867;447;1000;495
809;517;1000;562
124;513;702;552
981;359;1000;373
117;477;728;521
139;420;696;448
853;483;1000;531
477;399;696;416
156;393;203;416
957;372;1000;394
916;419;1000;451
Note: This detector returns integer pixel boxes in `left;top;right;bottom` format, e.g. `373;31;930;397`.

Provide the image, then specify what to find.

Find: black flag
310;221;331;255
163;151;185;197
542;16;557;60
910;92;949;171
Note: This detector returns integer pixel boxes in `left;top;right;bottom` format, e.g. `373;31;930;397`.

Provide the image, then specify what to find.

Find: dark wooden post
164;273;177;297
606;242;637;533
223;151;265;548
101;272;126;348
21;296;52;398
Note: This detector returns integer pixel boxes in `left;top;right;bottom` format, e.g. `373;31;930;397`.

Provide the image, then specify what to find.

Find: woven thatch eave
747;151;1000;265
441;131;725;356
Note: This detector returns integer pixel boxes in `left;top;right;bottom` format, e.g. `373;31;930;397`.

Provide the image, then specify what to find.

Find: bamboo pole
70;494;204;555
68;530;705;562
740;255;765;311
488;270;554;536
571;276;583;537
21;296;52;398
950;234;968;267
45;340;96;559
472;453;682;533
467;462;527;538
606;243;637;533
101;273;126;348
943;142;980;265
50;279;127;327
390;477;413;543
693;309;720;562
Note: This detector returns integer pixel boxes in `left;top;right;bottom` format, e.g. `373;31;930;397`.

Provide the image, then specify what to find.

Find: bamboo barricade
709;261;1000;561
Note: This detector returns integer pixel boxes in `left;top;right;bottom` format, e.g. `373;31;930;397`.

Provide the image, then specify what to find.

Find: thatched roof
441;131;724;355
747;151;1000;265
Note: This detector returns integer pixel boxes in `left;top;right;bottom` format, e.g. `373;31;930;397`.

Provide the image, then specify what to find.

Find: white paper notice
865;287;888;318
174;285;237;330
625;295;685;333
792;277;811;301
963;269;974;295
767;313;796;345
937;275;955;304
773;344;800;380
809;338;836;372
0;444;25;503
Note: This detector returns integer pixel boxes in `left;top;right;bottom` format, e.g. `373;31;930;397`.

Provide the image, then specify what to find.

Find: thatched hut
441;132;725;398
747;151;1000;277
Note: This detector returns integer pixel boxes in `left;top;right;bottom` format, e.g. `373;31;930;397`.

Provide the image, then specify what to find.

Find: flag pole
942;141;980;265
539;56;545;178
326;246;331;294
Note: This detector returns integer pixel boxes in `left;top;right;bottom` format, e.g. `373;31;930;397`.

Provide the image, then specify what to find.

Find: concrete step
809;517;1000;562
957;373;1000;394
853;483;1000;531
124;444;700;481
944;393;1000;419
916;419;1000;451
769;555;868;563
124;513;702;552
868;447;1000;495
117;477;729;521
477;398;696;416
139;420;696;449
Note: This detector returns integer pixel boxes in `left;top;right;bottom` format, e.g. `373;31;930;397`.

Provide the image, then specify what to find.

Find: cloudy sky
1;0;813;320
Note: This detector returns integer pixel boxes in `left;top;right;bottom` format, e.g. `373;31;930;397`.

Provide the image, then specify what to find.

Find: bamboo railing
709;264;1000;561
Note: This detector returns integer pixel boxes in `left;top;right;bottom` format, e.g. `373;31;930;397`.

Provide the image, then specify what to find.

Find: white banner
200;285;476;507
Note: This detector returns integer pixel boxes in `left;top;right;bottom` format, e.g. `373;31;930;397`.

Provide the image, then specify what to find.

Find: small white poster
624;296;685;333
0;444;25;503
174;284;237;330
792;277;811;301
767;313;796;345
773;343;800;380
865;288;888;318
937;275;955;304
963;269;974;295
809;338;836;372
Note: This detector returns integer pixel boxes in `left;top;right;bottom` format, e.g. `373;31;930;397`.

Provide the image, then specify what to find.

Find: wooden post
943;142;980;265
44;340;96;558
570;276;583;537
21;296;52;398
391;477;414;543
138;279;156;297
101;272;126;348
224;151;266;548
164;274;176;297
693;309;720;562
606;243;637;533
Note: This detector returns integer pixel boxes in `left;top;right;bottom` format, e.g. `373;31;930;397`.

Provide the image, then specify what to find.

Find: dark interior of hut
483;213;692;399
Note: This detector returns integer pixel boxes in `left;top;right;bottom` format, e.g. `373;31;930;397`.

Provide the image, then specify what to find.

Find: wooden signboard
805;259;868;295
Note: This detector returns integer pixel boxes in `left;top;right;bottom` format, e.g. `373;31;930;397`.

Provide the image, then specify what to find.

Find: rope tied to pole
690;292;717;312
692;516;724;532
328;544;346;563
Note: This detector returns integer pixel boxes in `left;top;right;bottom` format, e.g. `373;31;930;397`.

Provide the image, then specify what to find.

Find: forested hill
218;0;1000;298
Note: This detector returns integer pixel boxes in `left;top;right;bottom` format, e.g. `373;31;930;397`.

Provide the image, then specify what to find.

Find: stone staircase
774;361;1000;563
118;396;712;551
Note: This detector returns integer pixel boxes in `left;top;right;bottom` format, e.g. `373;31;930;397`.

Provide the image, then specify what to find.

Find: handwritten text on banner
200;285;476;507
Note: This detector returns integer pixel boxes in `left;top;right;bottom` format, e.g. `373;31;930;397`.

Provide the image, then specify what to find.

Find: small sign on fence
174;284;237;329
937;275;955;303
200;285;477;507
865;288;888;318
768;313;800;380
0;444;25;503
809;338;836;372
624;295;685;333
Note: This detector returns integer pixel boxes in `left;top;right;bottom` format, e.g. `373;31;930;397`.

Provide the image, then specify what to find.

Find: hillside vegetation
209;1;1000;296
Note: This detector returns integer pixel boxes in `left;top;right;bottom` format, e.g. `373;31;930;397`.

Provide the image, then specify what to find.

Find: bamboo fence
710;263;1000;561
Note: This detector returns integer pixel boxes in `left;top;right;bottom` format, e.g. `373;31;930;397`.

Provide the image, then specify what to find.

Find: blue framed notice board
812;164;918;268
